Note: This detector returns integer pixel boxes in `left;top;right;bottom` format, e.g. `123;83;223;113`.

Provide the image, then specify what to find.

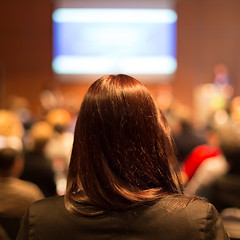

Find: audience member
45;108;73;166
183;149;229;199
45;108;74;195
20;121;57;197
0;110;24;138
165;102;206;164
181;125;224;187
6;96;34;131
0;136;43;239
172;117;206;163
17;75;228;240
211;123;240;212
0;110;43;239
0;136;43;216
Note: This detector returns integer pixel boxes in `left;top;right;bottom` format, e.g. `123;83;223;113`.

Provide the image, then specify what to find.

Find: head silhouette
65;74;182;215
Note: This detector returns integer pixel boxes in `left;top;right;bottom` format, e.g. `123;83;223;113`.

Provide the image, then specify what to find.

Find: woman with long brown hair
17;74;229;240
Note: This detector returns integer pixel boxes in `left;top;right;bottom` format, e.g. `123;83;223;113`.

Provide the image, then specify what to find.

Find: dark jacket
211;173;240;212
20;150;56;197
17;195;229;240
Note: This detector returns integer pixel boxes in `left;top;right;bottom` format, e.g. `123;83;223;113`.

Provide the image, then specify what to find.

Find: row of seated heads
1;74;240;208
0;107;72;175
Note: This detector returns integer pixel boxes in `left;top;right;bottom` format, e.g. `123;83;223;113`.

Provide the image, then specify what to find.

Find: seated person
20;121;57;197
183;154;229;198
182;124;234;200
211;123;240;212
0;135;44;217
0;135;43;239
17;74;229;240
180;122;231;200
172;116;206;163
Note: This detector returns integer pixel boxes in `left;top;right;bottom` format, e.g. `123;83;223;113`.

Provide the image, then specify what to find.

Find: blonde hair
0;110;24;138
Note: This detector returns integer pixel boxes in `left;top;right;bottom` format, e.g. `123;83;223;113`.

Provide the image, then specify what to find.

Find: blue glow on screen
52;8;177;75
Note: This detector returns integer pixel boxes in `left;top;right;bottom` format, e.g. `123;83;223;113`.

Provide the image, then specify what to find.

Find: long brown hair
65;74;183;215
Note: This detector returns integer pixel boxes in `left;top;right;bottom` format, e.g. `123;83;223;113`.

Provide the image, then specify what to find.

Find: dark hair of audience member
220;136;240;174
65;74;188;216
0;148;21;177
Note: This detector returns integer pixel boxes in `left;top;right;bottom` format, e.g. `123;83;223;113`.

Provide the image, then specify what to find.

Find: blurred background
0;0;240;120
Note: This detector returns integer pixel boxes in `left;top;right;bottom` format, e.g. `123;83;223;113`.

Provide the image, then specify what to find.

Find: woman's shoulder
153;194;216;217
143;194;220;230
142;195;228;239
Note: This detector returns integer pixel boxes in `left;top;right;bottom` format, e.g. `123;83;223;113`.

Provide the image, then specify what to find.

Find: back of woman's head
65;74;182;215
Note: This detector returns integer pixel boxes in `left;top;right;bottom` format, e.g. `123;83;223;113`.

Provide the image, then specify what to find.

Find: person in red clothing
181;125;230;200
182;144;222;183
181;125;222;185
